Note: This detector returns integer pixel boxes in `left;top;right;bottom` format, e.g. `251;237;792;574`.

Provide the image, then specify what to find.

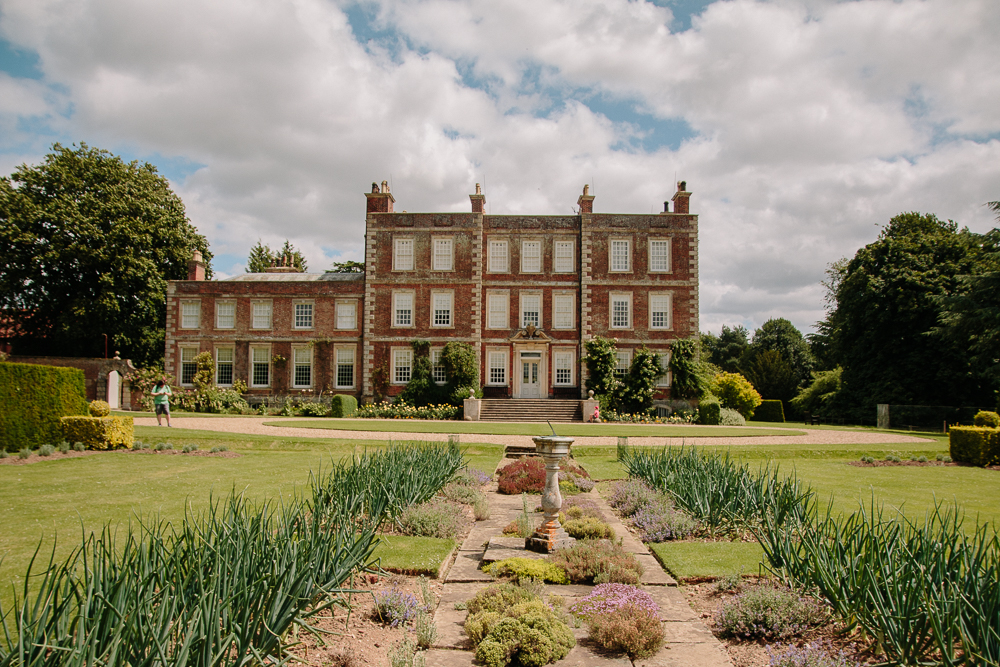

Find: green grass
649;541;766;580
269;419;803;437
368;535;457;577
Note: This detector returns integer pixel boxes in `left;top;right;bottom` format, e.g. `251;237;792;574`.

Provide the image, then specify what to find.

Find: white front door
521;359;540;398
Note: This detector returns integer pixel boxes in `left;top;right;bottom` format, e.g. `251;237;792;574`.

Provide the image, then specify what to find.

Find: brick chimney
577;184;594;214
670;180;691;214
470;183;485;213
365;180;395;214
187;250;206;281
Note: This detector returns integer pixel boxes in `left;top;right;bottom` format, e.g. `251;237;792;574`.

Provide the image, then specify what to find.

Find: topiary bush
60;415;134;450
0;362;88;451
698;398;721;425
719;407;746;426
715;584;828;640
949;426;1000;467
88;400;111;417
754;399;786;423
482;558;569;585
550;539;643;585
330;394;358;418
973;410;1000;428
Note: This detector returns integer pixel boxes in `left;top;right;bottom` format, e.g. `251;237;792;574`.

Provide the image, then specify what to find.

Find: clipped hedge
0;362;88;451
698;399;721;425
973;410;1000;428
949;426;1000;467
61;416;134;450
754;399;786;423
330;394;358;418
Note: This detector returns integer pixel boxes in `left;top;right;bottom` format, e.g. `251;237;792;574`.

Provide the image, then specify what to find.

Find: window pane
657;353;671;387
252;302;272;328
251;348;270;386
489;352;506;385
294;303;313;328
252;347;269;363
615;351;630;378
395;293;412;326
394;239;413;270
180;348;197;384
612;296;631;328
489;241;508;272
521;241;541;272
650;294;670;328
554;295;573;329
650;240;670;272
253;363;269;386
488;294;507;329
611;240;630;271
555;353;573;385
336;348;354;388
433;293;452;326
294;348;311;364
216;361;233;385
554;241;573;272
433;239;453;271
432;349;447;383
394;350;412;383
337;302;356;329
181;302;200;328
522;295;540;327
294;363;311;387
216;302;235;328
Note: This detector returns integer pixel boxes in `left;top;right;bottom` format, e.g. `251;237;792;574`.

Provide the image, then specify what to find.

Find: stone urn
525;434;577;553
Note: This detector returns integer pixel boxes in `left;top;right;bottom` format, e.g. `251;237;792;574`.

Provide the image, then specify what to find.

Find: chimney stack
470;183;485;213
670;180;691;214
187;250;206;281
365;180;395;214
577;184;594;214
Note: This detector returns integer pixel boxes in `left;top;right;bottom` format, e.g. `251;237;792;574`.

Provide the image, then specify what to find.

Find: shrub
457;467;492;485
374;586;423;627
973;410;1000;428
58;441;70;454
483;558;569;585
562;516;615;540
88;400;111;417
949;426;1000;466
60;415;134;450
550;540;643;585
38;444;55;456
768;643;861;667
711;372;762;419
354;401;457;420
497;456;590;495
569;583;664;659
210;446;228;453
466;582;538;616
154;442;173;451
398;500;463;539
464;587;575;667
442;482;481;505
473;495;491;521
0;362;87;451
18;448;31;459
632;502;698;542
72;441;85;452
608;479;659;517
715;584;827;640
719;407;746;426
182;444;198;453
698;398;722;425
562;472;595;492
297;401;328;417
414;610;437;648
330;394;358;418
755;399;785;422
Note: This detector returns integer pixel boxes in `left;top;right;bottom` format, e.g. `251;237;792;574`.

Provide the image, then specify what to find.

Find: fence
876;404;993;431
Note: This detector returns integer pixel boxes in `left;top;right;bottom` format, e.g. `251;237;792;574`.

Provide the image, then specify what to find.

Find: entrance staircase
479;399;583;423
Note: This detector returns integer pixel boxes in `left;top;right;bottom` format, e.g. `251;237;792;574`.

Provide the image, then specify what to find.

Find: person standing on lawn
152;379;172;427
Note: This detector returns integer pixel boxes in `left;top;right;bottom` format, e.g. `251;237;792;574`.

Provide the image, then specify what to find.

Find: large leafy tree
739;318;814;404
0;143;211;366
245;240;307;272
818;212;990;418
700;325;749;374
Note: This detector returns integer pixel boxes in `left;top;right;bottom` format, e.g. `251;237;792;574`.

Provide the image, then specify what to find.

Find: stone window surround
214;345;235;387
553;349;575;386
609;237;633;273
609;291;633;330
486;290;509;330
250;344;272;388
334;345;356;389
648;237;672;273
520;239;542;274
178;344;200;386
336;299;358;330
393;237;415;271
552;291;575;330
391;347;413;385
432;236;455;272
487;239;509;273
392;290;415;328
251;299;273;330
649;291;673;330
519;290;543;329
291;345;313;388
553;239;575;273
179;299;201;330
215;299;236;330
657;350;672;387
486;347;508;386
292;300;315;330
430;289;454;328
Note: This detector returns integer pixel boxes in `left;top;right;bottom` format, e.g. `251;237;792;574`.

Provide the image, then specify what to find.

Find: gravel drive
134;416;934;448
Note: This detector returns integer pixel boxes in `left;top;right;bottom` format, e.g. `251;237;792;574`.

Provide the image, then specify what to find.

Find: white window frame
392;348;413;385
610;238;631;273
657;351;672;387
393;290;414;328
554;240;575;273
520;292;542;329
615;349;632;379
179;346;199;386
292;346;313;388
336;300;357;330
293;301;314;330
180;300;201;330
335;346;356;389
486;291;509;330
649;238;672;273
251;300;273;330
610;292;632;330
393;237;414;271
250;345;271;388
430;290;454;328
521;240;541;273
431;348;447;384
554;350;575;386
649;292;673;330
488;239;509;273
432;237;454;271
215;300;236;329
487;349;508;386
553;293;575;330
215;346;234;386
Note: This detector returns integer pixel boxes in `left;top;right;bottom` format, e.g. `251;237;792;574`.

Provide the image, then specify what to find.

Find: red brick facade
165;182;699;403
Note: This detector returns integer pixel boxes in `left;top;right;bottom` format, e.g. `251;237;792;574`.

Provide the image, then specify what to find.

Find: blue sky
1;0;998;335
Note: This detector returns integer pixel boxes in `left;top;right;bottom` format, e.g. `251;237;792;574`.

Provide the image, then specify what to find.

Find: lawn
269;418;803;438
649;541;766;580
369;535;457;576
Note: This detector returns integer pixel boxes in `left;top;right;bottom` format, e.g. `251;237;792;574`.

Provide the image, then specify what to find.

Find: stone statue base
525;519;576;553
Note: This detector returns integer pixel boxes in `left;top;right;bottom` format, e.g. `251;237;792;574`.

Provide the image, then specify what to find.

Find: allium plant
632;501;698;542
374;587;424;627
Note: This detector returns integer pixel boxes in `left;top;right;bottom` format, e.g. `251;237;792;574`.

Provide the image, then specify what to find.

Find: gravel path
134;416;934;448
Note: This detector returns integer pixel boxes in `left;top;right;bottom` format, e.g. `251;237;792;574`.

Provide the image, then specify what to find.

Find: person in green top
151;379;172;427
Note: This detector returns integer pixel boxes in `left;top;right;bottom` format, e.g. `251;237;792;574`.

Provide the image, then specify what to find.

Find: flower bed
497;456;591;495
355;401;459;420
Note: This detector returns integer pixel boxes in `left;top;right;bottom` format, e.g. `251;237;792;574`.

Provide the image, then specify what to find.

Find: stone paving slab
445;550;492;583
559;643;633;666
635;640;733;667
460;520;509;551
432;604;472;650
637;553;677;585
646;586;699;622
481;536;552;564
423;648;476;667
661;620;719;644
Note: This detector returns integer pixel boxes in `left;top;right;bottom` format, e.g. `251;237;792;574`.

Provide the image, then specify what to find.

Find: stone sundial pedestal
525;434;577;553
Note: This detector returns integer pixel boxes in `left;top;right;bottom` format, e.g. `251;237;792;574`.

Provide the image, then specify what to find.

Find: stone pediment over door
508;324;553;344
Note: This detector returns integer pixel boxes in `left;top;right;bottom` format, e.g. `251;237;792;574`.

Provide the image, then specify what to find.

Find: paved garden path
134;416;934;448
422;460;733;666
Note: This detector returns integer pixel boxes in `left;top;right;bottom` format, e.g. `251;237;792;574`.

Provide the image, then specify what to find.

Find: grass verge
649;541;766;580
368;535;457;577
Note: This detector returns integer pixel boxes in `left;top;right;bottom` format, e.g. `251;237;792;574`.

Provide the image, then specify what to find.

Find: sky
1;0;998;336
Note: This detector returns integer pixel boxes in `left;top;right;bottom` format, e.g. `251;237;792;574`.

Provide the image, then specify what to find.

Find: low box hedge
754;400;786;423
949;426;1000;467
0;362;88;451
61;415;134;450
330;394;358;418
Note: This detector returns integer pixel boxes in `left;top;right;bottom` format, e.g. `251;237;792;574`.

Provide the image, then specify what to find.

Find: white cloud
0;0;998;337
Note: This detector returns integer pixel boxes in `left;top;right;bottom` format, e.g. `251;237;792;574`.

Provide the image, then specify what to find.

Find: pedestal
525;435;577;553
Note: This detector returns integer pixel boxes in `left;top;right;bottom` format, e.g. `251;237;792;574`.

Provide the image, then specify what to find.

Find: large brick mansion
164;182;699;403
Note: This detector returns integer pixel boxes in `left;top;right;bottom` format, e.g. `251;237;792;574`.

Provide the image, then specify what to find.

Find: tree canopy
246;240;307;272
329;260;365;273
0;143;211;366
700;324;748;374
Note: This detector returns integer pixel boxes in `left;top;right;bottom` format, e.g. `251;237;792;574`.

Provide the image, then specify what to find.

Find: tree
245;239;307;272
740;349;797;404
818;212;990;419
584;336;619;398
0;143;211;366
741;318;814;390
790;368;843;417
701;325;749;374
669;338;705;400
441;341;480;404
329;260;365;273
710;372;762;419
400;340;442;407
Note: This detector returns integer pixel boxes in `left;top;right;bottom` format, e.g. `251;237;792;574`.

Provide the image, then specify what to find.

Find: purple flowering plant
374;586;424;627
568;583;659;622
608;479;659;517
767;642;861;667
632;501;699;542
